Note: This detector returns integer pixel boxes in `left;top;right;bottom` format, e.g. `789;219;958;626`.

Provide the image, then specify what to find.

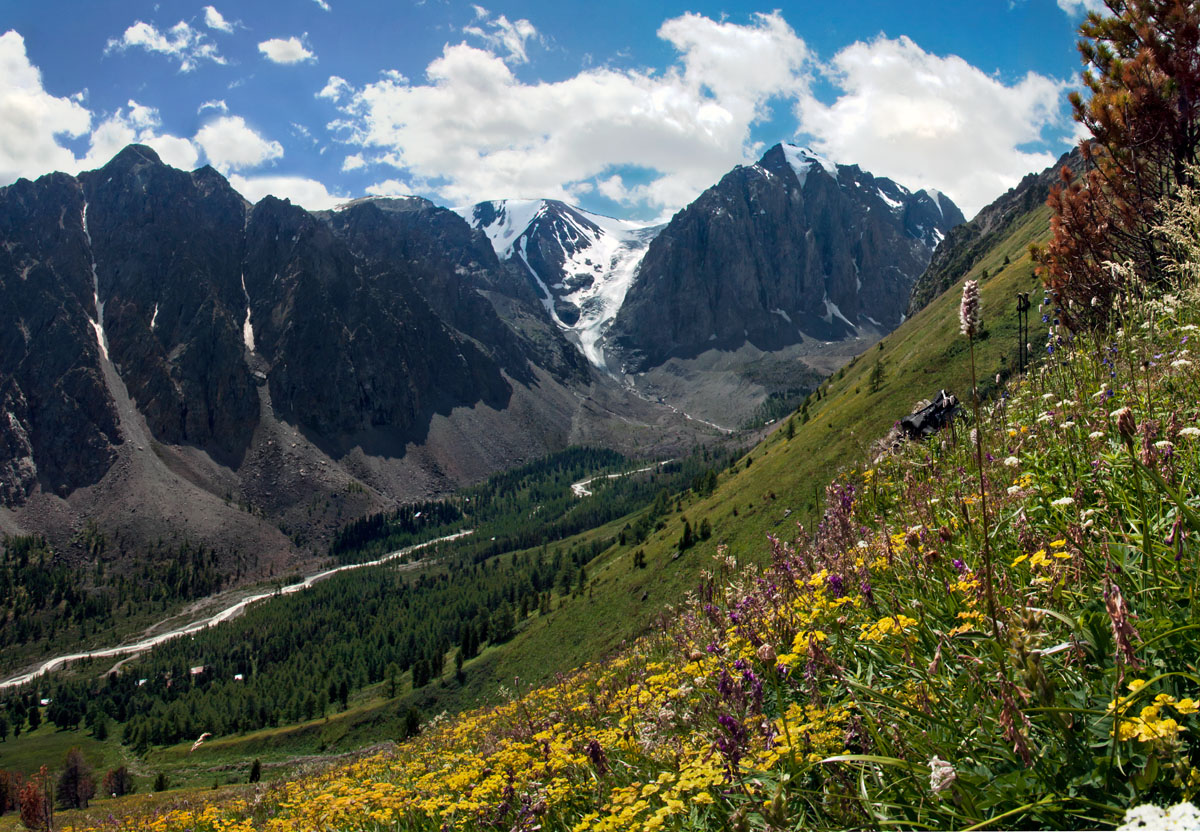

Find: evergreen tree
248;759;261;784
55;748;95;810
678;519;694;551
869;360;886;393
101;766;135;798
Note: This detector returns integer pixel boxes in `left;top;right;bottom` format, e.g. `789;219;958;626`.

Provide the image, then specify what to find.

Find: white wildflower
1156;440;1175;452
1003;456;1019;468
1172;359;1193;369
1089;431;1106;440
1042;393;1056;401
1180;427;1200;438
1051;497;1075;507
1007;485;1022;495
929;755;956;796
1117;801;1200;830
1061;421;1076;429
1182;324;1198;332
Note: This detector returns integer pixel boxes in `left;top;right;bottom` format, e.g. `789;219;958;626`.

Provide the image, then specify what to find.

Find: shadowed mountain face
0;145;705;570
606;144;964;373
0;145;530;487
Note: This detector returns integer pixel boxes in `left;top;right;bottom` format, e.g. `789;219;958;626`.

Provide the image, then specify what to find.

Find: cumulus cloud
464;7;539;65
105;20;225;72
364;179;410;197
0;30;91;183
0;32;204;183
342;153;366;171
228;173;344;209
203;6;234;33
317;75;351;101
194;115;283;172
795;36;1067;217
328;11;811;214
258;36;315;64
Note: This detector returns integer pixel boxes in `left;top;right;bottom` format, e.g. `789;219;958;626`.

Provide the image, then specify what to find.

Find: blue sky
1;0;1102;219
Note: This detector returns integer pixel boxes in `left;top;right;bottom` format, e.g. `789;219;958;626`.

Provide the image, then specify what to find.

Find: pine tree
869;360;886;393
678;519;694;551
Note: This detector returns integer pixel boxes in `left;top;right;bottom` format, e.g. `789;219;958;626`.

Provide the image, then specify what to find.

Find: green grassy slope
0;204;1055;801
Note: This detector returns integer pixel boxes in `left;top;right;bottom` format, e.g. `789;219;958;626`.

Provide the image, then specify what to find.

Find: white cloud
329;12;811;213
313;0;332;10
365;179;410;196
80;100;199;171
0;30;91;183
317;75;351;101
1057;0;1107;14
198;98;228;114
463;8;539;65
795;36;1066;217
105;20;225;72
258;36;315;65
203;6;234;33
0;33;205;184
342;153;365;171
194;115;283;172
228;173;344;209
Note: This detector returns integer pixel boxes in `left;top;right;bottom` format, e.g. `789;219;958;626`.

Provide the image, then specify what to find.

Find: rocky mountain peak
605;142;965;373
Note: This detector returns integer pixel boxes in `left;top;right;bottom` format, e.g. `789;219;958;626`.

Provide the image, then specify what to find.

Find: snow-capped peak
920;188;946;219
781;144;839;187
455;198;661;370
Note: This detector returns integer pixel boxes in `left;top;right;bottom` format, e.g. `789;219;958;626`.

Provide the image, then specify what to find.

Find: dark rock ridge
906;147;1084;316
607;144;965;373
0;145;704;570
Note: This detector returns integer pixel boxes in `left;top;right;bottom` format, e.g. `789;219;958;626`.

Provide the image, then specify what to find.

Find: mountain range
0;141;965;571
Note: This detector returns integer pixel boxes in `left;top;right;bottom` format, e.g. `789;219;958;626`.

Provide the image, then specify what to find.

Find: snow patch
240;273;255;353
876;188;904;211
781;144;838;188
82;202;109;361
454;199;544;260
150;303;159;331
821;296;856;330
770;308;792;324
921;188;945;219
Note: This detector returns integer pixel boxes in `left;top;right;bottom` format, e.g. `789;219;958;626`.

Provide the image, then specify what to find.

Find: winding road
571;460;674;497
0;529;474;690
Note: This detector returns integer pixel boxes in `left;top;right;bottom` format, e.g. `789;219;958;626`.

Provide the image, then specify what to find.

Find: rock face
906;148;1083;316
0;172;120;501
607;144;965;373
0;145;704;570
